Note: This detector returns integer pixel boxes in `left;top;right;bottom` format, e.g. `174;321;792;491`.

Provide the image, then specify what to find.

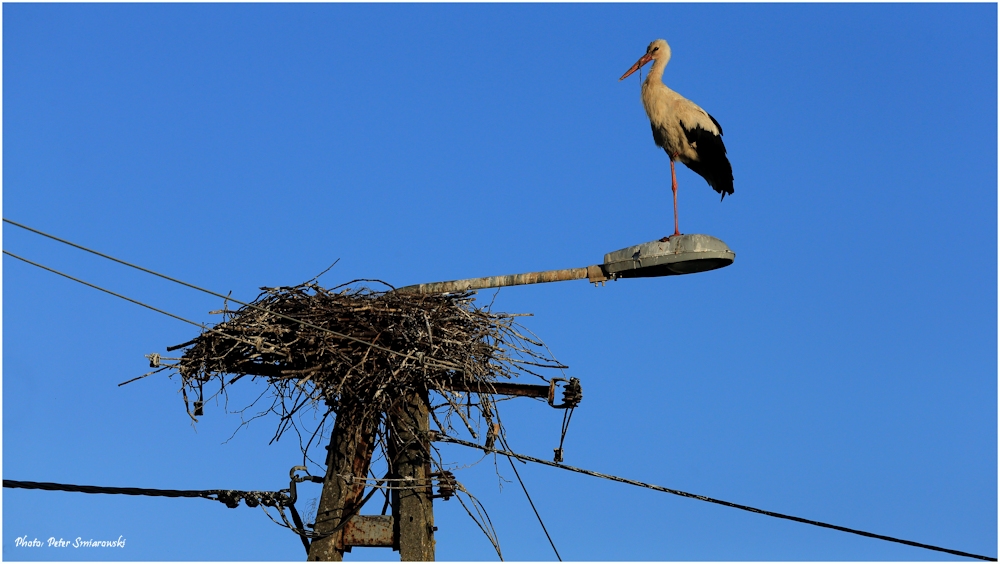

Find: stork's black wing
681;114;733;199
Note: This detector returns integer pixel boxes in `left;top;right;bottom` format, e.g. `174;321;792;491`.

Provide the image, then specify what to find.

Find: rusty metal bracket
438;378;551;400
587;264;612;284
438;377;582;410
341;515;395;548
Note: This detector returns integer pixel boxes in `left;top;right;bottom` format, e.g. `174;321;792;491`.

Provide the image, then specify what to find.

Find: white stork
620;39;733;238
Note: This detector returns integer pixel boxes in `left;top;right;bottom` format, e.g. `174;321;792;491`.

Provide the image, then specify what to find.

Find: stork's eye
653;47;659;52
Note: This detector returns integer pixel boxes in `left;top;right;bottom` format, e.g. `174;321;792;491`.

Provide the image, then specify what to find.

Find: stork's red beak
619;53;653;81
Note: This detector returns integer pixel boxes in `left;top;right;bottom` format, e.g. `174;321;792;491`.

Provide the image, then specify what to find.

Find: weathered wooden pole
307;402;379;561
390;389;436;561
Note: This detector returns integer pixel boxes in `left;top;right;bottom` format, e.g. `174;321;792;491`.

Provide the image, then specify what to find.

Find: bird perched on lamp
620;39;733;239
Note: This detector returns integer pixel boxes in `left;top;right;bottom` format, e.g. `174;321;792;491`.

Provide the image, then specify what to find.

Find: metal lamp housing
602;234;735;278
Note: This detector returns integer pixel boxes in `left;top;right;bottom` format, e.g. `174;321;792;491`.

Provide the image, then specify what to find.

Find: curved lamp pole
396;234;735;294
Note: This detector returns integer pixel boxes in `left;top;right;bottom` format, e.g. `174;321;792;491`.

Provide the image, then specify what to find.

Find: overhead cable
2;218;454;370
499;436;562;561
434;434;996;562
3;479;289;509
3;250;272;352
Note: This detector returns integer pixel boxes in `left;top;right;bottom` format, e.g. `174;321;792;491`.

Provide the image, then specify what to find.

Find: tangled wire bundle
161;281;565;450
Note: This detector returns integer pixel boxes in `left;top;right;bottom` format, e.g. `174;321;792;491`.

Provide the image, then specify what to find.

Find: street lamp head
602;234;735;279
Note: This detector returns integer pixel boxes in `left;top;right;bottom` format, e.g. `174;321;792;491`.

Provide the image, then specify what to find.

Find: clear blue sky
3;3;996;561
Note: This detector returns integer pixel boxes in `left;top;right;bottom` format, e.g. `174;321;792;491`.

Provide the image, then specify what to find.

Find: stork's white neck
645;55;668;86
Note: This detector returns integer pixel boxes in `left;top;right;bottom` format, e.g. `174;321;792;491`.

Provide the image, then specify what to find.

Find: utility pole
307;389;435;561
304;379;577;561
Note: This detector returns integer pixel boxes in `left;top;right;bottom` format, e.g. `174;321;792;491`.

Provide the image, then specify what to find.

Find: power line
2;218;456;371
501;439;562;561
3;479;289;509
3;250;214;331
435;434;997;562
3;250;271;352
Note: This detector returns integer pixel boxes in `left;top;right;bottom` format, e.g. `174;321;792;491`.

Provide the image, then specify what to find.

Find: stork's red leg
670;158;680;237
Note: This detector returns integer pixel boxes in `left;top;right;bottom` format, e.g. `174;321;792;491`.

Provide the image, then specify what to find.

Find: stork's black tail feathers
681;117;734;201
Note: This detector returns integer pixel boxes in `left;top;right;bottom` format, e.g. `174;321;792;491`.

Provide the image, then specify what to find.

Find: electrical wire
454;486;504;560
3;479;288;509
428;449;504;559
435;434;997;562
3;250;268;352
498;436;561;561
2;218;457;371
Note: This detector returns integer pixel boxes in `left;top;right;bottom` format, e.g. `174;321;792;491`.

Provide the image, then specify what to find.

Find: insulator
561;378;582;408
431;470;457;500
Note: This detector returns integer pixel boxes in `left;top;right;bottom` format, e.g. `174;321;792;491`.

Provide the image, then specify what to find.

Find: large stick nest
166;281;564;443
